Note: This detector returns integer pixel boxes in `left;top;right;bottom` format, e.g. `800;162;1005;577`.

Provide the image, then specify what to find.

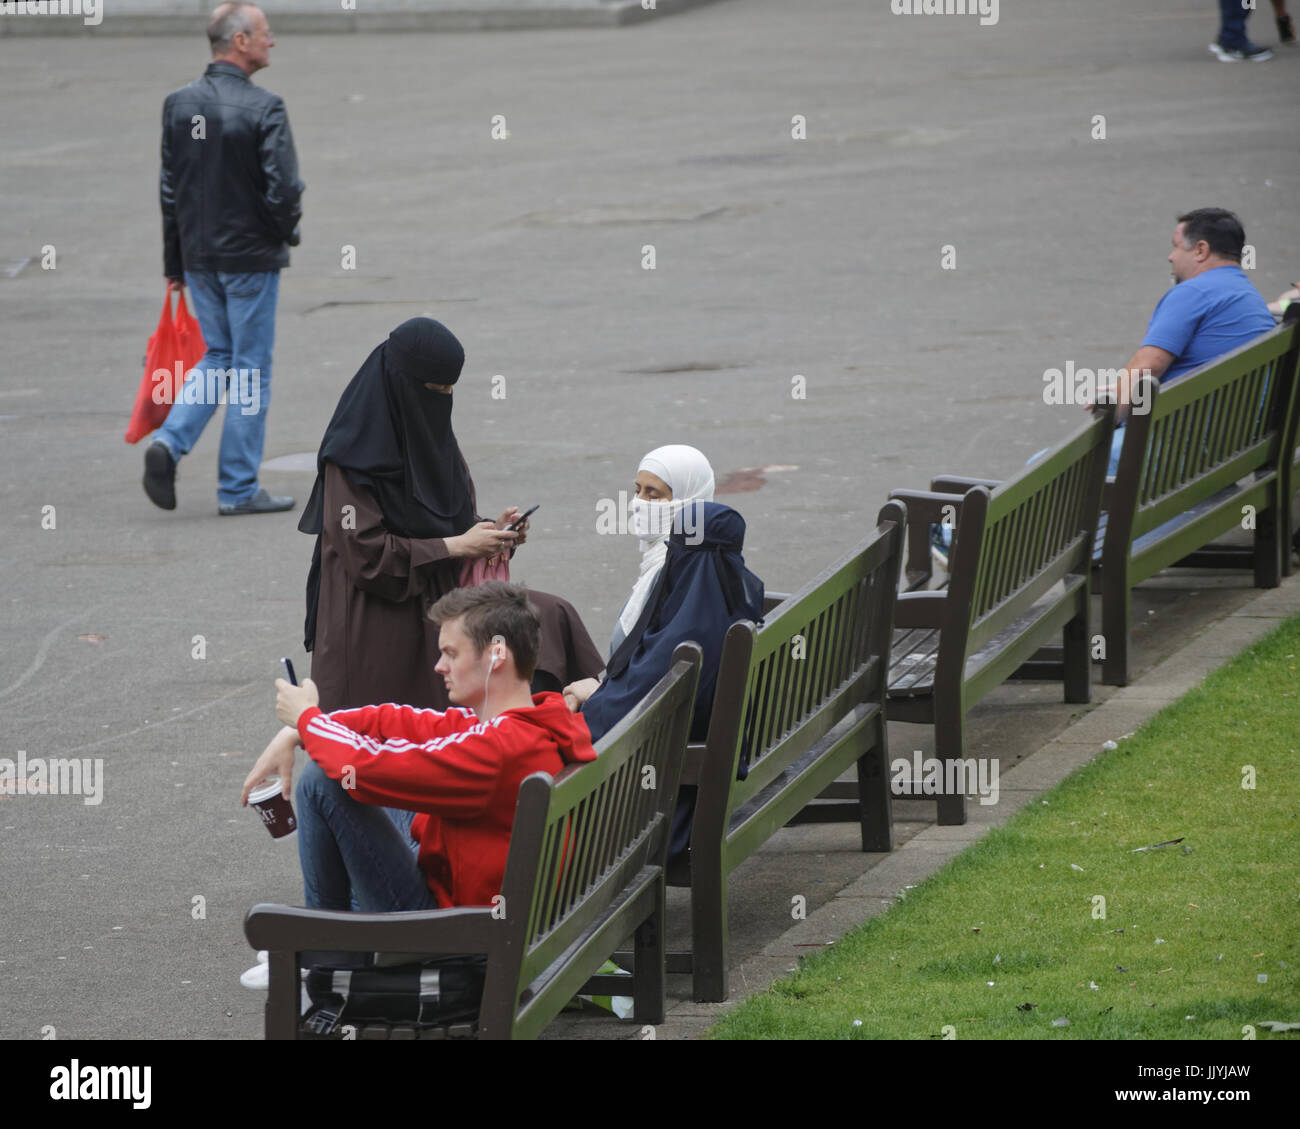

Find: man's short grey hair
208;2;259;54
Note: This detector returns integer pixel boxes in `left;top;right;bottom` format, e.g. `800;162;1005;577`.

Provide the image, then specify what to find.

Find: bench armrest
887;489;965;585
930;475;1002;493
763;591;791;615
245;903;499;956
886;488;966;525
893;589;949;630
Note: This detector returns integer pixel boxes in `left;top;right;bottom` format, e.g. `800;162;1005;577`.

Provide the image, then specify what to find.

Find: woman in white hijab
563;443;715;709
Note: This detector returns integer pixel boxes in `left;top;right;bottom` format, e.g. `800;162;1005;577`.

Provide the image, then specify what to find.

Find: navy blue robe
581;502;765;857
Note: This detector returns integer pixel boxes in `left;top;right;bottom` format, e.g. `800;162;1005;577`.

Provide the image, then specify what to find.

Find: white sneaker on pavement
240;953;270;990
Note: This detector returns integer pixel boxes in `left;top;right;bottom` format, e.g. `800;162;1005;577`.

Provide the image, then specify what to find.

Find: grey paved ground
0;0;723;36
1;0;1296;1039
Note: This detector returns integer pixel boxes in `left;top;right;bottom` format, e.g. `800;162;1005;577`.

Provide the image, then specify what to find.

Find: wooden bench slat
888;627;941;692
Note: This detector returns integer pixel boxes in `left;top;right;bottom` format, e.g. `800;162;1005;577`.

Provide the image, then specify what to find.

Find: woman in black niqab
300;318;479;653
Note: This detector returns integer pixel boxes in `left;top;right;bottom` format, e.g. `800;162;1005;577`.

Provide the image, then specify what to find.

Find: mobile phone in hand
281;657;298;686
507;504;539;532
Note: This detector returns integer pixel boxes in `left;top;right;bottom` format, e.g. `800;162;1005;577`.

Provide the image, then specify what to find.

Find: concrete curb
0;0;729;36
649;572;1300;1039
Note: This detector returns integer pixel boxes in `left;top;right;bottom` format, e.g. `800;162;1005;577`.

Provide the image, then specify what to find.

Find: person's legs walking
1212;0;1273;57
1271;0;1296;42
143;271;234;510
154;270;233;461
216;270;279;508
1218;0;1248;47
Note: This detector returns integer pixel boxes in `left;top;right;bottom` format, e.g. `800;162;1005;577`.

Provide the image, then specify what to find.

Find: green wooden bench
1276;312;1300;576
637;502;905;1002
1099;321;1300;685
885;408;1116;825
244;644;701;1040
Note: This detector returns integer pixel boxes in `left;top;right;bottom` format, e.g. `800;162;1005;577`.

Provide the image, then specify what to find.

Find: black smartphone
281;657;298;686
507;504;539;532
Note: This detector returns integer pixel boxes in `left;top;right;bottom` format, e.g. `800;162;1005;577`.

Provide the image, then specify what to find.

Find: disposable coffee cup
249;778;297;839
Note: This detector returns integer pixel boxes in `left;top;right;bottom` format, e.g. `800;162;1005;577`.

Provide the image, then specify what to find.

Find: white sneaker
1208;40;1274;61
240;955;270;990
240;951;310;995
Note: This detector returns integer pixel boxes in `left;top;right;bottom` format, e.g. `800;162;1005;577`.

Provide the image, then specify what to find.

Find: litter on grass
1130;837;1185;852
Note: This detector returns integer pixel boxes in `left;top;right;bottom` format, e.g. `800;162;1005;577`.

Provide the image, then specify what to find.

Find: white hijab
615;444;716;644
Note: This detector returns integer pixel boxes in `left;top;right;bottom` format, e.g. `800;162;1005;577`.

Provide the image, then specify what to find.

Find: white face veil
615;445;716;644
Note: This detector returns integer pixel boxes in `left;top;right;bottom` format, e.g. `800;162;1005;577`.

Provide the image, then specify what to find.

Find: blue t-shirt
1142;264;1274;383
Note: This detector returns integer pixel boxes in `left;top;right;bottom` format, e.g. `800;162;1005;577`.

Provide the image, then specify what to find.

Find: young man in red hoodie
240;581;597;936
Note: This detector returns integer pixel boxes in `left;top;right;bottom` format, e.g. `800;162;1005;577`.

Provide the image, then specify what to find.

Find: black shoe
218;488;295;516
1279;14;1296;44
143;441;177;510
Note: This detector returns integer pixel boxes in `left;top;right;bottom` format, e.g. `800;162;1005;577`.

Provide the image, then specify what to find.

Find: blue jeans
295;760;437;914
154;270;278;507
1217;0;1252;48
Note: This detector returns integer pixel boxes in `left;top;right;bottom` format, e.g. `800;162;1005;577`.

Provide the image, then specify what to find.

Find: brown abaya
310;462;603;712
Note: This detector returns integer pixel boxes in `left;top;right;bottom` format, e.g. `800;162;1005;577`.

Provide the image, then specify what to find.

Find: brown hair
428;582;540;681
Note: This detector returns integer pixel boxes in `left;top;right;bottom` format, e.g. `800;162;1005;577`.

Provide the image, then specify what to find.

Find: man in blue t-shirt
1101;208;1275;474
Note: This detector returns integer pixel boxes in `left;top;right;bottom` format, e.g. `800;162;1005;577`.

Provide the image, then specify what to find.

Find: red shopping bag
124;289;206;444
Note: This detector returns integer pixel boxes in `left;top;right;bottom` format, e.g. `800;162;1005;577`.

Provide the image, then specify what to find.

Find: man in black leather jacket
144;2;304;517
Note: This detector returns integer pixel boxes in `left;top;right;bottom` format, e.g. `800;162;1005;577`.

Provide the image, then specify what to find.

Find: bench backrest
696;502;903;845
484;644;701;1039
1116;323;1299;543
943;408;1113;675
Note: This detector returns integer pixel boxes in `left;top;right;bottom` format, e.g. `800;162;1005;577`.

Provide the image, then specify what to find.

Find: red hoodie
296;692;596;909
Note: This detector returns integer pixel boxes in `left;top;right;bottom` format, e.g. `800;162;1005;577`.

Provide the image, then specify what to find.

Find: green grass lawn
708;614;1300;1040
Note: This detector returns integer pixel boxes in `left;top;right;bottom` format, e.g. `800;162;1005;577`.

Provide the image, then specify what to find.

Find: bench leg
857;726;894;852
934;712;968;826
1285;486;1298;579
1101;575;1130;687
689;847;729;1002
1063;612;1091;704
632;879;667;1026
265;950;300;1040
1255;502;1282;589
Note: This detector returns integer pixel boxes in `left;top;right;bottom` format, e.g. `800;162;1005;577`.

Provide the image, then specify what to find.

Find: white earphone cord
482;642;503;713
